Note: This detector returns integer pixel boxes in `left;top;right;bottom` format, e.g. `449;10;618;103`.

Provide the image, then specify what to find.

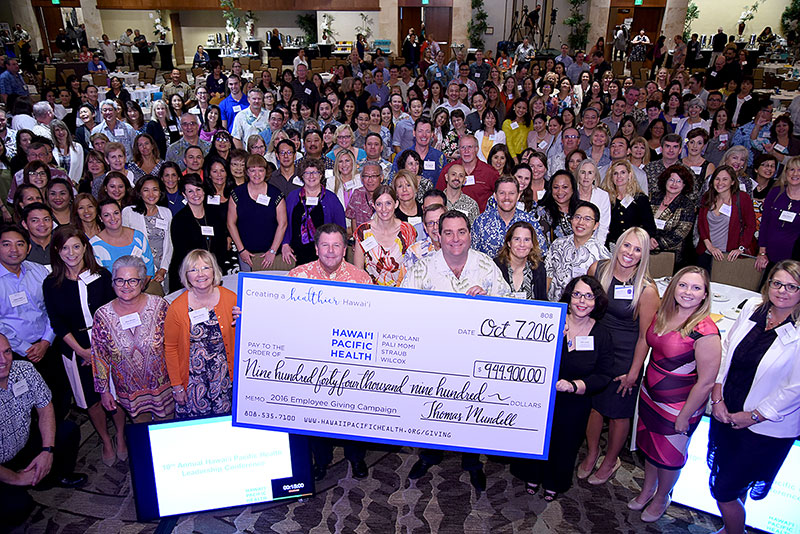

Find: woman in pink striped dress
629;266;722;522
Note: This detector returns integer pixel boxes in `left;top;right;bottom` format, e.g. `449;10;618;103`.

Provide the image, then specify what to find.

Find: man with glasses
91;100;137;162
166;113;210;170
402;203;446;274
345;162;383;230
269;139;302;196
548;126;581;178
705;91;725;120
436;135;498;211
545;201;610;301
231;88;269;149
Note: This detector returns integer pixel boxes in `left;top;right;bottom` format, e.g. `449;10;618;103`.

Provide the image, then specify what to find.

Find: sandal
543;489;559;502
525;482;540;495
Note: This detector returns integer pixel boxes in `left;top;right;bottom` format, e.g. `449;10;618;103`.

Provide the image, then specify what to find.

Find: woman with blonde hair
601;160;657;248
326;123;366;162
629;136;651;170
330;149;360;210
392;169;423;238
579;227;660;485
575;158;611;244
630;266;721;522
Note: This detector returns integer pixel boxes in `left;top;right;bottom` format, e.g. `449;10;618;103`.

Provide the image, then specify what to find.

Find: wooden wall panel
95;0;380;10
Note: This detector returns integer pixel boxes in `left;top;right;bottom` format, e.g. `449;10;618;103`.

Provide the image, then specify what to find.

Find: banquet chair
92;73;108;87
710;257;763;292
649;252;675;279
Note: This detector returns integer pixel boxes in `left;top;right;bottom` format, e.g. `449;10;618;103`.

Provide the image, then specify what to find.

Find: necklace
766;307;784;330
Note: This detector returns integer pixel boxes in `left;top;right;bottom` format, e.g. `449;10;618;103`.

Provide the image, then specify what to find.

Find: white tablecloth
98;84;161;107
82;72;141;86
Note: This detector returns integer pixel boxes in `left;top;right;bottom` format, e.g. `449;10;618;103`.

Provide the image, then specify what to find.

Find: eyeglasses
186;266;212;275
666;177;684;185
112;277;142;288
563;134;580;139
278;150;295;156
572;214;595;223
362;174;382;179
424;221;439;228
571;291;596;301
768;279;800;294
28;170;48;177
303;170;320;177
337;135;352;140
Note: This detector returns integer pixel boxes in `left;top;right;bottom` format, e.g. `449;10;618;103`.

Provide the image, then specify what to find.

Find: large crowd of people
1;28;800;534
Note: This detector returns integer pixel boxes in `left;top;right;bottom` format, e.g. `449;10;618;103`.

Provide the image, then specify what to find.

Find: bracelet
710;398;723;405
569;380;578;393
172;386;184;392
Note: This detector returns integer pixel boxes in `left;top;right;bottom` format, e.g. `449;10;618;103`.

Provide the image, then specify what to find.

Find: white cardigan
475;129;507;163
52;143;84;185
717;297;800;438
121;205;173;272
589;187;611;246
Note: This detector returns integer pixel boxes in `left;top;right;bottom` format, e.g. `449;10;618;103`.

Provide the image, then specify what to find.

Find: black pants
0;419;81;531
310;437;366;467
418;449;482;472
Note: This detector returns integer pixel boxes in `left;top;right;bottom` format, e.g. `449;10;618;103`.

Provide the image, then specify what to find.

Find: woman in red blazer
696;165;756;274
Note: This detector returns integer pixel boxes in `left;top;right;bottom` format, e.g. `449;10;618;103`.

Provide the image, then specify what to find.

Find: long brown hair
701;165;740;209
48;225;103;287
653;266;711;336
496;221;543;269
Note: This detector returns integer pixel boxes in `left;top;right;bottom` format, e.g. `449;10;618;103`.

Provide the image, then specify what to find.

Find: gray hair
361;161;382;174
100;99;120;111
32;101;53;118
687;97;705;110
180;112;200;124
111;255;147;281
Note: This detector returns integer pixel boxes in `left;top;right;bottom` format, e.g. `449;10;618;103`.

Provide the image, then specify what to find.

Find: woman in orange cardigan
165;249;238;418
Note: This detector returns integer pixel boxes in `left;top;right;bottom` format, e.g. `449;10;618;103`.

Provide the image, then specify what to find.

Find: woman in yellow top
502;98;532;162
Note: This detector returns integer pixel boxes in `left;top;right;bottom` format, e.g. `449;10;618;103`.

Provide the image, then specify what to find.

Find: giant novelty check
233;273;567;459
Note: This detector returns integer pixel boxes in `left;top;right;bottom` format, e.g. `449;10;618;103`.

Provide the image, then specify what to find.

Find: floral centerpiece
153;10;170;41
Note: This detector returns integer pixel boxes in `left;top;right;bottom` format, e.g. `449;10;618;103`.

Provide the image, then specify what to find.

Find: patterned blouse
355;221;417;286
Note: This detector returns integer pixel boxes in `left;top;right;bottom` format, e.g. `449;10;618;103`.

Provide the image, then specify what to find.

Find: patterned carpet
12;412;727;534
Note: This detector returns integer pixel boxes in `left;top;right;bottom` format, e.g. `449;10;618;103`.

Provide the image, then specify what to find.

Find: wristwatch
750;411;761;423
268;249;276;255
41;446;54;454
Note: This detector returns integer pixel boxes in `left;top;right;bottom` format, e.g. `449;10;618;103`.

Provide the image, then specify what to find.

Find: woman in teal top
90;198;155;278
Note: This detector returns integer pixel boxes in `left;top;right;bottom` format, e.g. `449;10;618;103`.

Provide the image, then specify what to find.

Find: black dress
42;268;116;406
288;199;326;266
592;261;642;418
520;322;614;492
168;203;229;289
707;307;796;503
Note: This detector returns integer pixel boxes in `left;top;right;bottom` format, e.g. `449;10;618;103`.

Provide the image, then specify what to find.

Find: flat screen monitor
671;416;800;534
127;415;313;521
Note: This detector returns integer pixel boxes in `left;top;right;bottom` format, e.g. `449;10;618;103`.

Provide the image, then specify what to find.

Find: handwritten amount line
419;418;540;432
285;356;471;379
245;376;509;406
261;400;400;418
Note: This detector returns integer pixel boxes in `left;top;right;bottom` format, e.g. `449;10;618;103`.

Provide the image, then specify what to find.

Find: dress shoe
351;460;368;479
627;489;657;511
101;445;116;467
58;473;88;488
313;464;328;481
576;455;598;479
641;495;671;523
469;469;487;492
587;457;621;485
408;459;433;480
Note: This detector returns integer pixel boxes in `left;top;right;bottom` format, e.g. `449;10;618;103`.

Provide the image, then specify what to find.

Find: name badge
232;105;242;112
325;169;334;180
190;108;201;114
79;271;101;285
474;73;481;78
182;198;188;205
511;291;526;299
9;291;28;307
517;85;523;92
305;196;319;206
189;307;210;326
517;201;525;211
620;195;634;208
671;117;680;123
256;194;271;206
710;71;717;77
536;189;545;200
639;163;645;169
510;121;519;130
614;285;634;300
775;143;787;153
12;380;29;397
361;235;379;251
424;160;435;171
201;225;215;236
408;216;422;226
575;336;594;351
169;125;178;132
779;210;796;223
690;166;702;174
64;108;72;113
344;179;361;191
719;134;729;142
436;72;442;78
304;88;312;95
119;312;142;330
776;323;798;345
655;219;666;230
178;90;184;98
131;246;143;257
744;95;752;102
292;177;304;186
655;147;662;155
114;128;124;136
464;175;476;186
537;140;547;149
207;195;221;205
155;217;168;230
719;204;732;217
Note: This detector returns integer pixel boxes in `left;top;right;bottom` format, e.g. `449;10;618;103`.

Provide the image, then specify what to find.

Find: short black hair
422;188;447;204
0;224;30;245
438;210;470;231
22;202;53;222
574;200;601;223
